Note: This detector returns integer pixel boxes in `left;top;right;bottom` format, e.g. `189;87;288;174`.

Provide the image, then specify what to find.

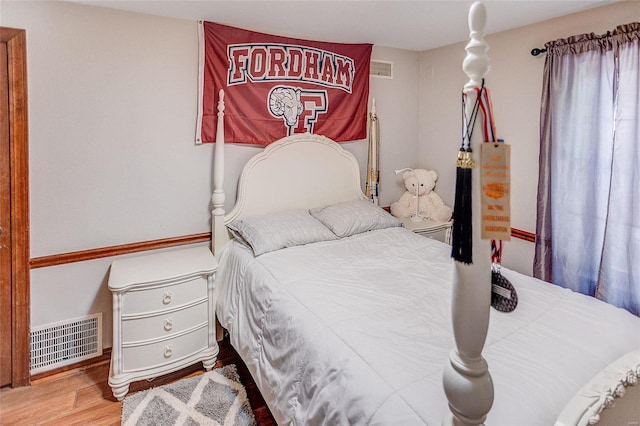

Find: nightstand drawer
121;276;208;315
122;299;208;343
122;325;209;372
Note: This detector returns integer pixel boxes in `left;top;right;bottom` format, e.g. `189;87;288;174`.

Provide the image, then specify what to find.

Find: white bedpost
211;89;226;258
443;2;494;425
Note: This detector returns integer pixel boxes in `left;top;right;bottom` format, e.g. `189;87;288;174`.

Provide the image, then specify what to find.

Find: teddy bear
390;169;453;222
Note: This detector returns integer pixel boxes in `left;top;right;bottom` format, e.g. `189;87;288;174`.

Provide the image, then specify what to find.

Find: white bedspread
215;227;640;425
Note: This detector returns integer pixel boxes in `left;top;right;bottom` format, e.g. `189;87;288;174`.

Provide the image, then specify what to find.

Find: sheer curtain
534;23;640;316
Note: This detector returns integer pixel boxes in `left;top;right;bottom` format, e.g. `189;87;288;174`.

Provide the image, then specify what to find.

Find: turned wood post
211;90;226;257
442;2;494;425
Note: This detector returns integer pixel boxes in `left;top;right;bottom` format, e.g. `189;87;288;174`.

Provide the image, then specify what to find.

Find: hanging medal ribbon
477;86;517;312
490;240;518;312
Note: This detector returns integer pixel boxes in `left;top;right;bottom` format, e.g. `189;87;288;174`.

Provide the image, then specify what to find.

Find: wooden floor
0;337;276;425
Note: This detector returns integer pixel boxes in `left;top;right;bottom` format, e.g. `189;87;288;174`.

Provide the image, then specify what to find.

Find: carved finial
372;98;377;115
463;1;490;91
217;89;225;114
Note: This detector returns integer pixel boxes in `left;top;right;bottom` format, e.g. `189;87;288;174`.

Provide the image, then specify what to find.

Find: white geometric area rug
122;364;256;426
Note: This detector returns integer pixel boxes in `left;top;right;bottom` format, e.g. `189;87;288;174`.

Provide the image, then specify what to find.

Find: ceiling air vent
370;60;393;79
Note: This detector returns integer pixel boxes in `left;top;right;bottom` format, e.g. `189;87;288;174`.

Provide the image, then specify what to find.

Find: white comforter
215;227;640;425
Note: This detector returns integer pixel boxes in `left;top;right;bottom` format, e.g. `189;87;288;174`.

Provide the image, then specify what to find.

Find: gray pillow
310;199;402;238
227;209;337;256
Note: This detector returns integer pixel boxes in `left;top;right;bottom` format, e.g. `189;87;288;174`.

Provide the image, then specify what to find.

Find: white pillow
309;199;402;238
227;209;337;256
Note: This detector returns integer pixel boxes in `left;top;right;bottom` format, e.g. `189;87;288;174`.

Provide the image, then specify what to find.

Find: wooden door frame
1;27;30;388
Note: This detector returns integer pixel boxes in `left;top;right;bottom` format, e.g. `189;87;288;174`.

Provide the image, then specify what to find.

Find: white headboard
227;133;365;221
210;95;366;257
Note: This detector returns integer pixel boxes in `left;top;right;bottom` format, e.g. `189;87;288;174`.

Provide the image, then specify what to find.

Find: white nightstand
400;218;453;244
107;246;218;400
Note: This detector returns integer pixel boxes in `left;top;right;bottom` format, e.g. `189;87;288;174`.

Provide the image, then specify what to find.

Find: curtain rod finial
531;47;547;56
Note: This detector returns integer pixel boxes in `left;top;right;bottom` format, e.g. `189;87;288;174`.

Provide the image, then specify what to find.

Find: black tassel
451;83;483;264
451;148;474;264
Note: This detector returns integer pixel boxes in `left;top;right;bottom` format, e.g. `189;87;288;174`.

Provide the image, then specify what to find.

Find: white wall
418;1;638;275
369;46;420;206
1;1;419;347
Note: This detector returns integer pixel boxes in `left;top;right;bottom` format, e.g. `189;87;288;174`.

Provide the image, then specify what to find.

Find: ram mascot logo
268;87;303;129
268;86;327;135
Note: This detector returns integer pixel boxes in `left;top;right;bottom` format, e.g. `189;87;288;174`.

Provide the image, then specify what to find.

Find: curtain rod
531;47;547;56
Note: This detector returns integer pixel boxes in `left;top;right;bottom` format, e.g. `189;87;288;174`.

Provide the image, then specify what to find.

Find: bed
209;3;640;425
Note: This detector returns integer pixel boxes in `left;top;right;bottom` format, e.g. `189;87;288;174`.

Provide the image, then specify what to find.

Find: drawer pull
163;345;173;358
162;292;173;305
164;318;173;331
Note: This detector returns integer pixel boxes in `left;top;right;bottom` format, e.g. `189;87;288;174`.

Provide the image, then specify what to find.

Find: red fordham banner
197;21;372;145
